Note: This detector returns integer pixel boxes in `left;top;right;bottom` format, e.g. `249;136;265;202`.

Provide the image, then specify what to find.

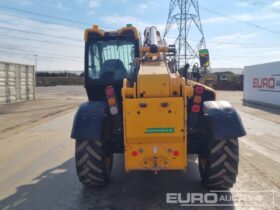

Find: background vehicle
71;24;246;190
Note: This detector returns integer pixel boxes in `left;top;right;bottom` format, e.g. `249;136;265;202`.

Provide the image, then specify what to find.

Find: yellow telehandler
71;25;246;190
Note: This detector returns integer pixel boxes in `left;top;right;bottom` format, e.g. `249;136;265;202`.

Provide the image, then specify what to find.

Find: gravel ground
0;87;279;210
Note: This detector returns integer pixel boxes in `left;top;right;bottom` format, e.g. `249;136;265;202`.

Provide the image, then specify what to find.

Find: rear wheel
75;140;113;187
199;138;239;190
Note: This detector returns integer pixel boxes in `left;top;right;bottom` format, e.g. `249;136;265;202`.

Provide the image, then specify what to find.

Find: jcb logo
253;77;275;89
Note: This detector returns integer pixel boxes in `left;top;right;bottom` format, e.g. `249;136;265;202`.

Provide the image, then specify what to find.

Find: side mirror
199;49;210;68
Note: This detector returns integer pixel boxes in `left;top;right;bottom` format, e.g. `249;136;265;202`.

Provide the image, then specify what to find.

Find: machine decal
145;128;175;134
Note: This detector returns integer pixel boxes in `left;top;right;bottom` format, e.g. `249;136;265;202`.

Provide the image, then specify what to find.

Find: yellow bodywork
83;25;216;173
84;25;140;41
122;61;193;172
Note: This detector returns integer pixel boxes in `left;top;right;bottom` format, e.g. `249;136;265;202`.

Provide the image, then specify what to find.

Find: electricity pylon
164;0;207;69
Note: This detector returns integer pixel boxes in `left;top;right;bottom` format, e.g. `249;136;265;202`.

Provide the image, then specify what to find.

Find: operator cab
84;25;141;101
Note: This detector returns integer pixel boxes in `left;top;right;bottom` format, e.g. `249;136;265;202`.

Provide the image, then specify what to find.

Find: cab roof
84;25;141;42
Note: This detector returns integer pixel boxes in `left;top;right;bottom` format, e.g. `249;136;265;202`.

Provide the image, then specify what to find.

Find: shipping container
0;62;35;104
244;61;280;108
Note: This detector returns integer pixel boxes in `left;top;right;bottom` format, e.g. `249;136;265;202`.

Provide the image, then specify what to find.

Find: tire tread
199;138;239;190
75;140;112;187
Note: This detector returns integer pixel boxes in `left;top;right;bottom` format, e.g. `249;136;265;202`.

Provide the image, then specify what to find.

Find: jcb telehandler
71;25;246;190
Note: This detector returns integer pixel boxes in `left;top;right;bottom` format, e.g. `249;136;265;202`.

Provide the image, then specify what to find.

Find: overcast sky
0;0;279;71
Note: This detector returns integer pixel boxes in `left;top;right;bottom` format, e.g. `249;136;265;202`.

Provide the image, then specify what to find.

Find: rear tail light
110;106;118;115
108;98;117;106
131;150;138;157
192;105;201;113
194;96;202;104
195;85;204;95
173;150;179;157
105;86;115;97
191;86;204;114
105;86;118;115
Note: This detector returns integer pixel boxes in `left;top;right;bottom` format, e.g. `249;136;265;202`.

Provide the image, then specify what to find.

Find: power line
0;12;84;30
0;49;83;62
0;26;82;42
0;12;84;47
165;35;280;48
1;37;277;60
0;34;83;48
1;47;277;64
227;0;266;6
0;46;83;60
200;6;280;35
0;4;91;26
225;0;280;15
207;41;280;47
211;54;280;58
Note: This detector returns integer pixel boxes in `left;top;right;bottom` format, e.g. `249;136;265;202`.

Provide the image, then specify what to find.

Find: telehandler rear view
71;25;246;190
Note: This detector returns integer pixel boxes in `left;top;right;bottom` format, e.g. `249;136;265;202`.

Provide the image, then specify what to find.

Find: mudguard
71;101;108;141
203;101;246;140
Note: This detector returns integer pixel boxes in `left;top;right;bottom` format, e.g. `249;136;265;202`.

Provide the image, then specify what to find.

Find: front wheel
75;140;113;187
199;138;239;190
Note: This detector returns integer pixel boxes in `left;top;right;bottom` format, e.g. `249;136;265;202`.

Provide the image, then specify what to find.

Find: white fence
0;62;35;104
244;61;280;108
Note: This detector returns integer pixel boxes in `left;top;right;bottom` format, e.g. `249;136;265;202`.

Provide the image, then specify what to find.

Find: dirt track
0;86;86;140
0;87;279;210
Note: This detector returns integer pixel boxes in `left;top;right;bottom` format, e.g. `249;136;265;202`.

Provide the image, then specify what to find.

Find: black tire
199;138;239;190
75;140;113;187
